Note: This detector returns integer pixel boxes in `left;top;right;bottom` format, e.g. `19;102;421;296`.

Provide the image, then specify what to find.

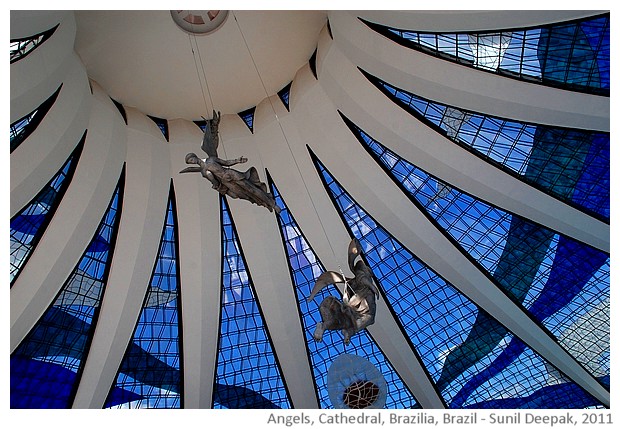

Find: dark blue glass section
11;356;143;408
362;71;610;221
104;186;182;408
269;177;419;408
464;376;609;409
10;24;59;64
10;137;83;285
147;115;169;141
10;84;62;153
10;172;124;408
312;151;605;408
346;119;609;407
277;82;292;111
238;107;256;133
213;196;291;409
362;14;609;95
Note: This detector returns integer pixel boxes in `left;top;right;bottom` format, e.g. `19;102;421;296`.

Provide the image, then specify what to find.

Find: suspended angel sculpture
180;110;280;213
308;239;380;345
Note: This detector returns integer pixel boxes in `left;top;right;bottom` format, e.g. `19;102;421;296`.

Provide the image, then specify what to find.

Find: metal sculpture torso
180;111;280;213
308;239;379;345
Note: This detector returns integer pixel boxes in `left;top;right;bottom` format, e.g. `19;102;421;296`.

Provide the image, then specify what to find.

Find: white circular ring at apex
170;11;229;35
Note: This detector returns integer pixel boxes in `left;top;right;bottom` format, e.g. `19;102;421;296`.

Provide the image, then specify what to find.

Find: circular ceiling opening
170;10;229;35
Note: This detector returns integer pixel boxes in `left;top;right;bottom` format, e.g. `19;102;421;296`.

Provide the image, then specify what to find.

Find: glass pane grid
377;14;609;94
214;197;291;409
271;181;419;409
11;154;76;283
353;123;610;397
10;25;57;63
105;194;182;409
11;179;123;408
10;85;62;153
364;73;609;221
313;154;606;409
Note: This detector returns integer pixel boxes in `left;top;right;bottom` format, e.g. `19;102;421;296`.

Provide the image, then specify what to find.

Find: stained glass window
312;150;605;409
213;196;291;408
10;170;125;408
104;185;182;408
309;48;318;79
110;98;127;125
10;84;62;153
269;175;419;409
362;13;610;95
147;115;169;141
278;82;292;111
10;24;59;64
10;135;84;285
343;118;610;405
361;71;610;221
238;107;256;133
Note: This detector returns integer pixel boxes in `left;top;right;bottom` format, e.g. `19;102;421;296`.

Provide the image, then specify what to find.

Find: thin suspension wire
232;11;342;273
188;34;210;116
187;29;228;158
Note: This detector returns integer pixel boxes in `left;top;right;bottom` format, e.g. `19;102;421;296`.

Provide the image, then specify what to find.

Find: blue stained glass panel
362;72;609;221
278;82;292;111
312;151;605;408
213;196;291;409
10;85;62;153
104;187;182;408
238;107;256;133
10;172;124;408
344;120;609;407
10;139;83;285
10;24;58;64
363;14;609;95
270;178;419;409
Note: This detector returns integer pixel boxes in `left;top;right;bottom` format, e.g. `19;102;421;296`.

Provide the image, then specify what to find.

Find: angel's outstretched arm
216;156;248;167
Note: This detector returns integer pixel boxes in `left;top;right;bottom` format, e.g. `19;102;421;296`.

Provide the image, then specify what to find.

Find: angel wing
201;110;220;158
307;271;352;302
347;238;362;272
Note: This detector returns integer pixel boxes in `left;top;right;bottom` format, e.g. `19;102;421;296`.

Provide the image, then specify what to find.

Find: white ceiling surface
74;10;327;121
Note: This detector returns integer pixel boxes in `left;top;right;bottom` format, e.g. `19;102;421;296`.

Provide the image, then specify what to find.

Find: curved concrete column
73;108;171;408
248;67;445;409
169;118;223;408
11;11;77;121
217;111;319;408
328;12;609;132
318;29;609;252
356;10;606;32
11;83;127;353
11;54;92;217
302;82;608;406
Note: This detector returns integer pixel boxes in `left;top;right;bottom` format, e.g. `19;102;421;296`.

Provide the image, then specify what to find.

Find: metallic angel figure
180;110;280;213
308;239;380;345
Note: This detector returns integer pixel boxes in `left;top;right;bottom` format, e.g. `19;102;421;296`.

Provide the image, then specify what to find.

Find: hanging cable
232;11;343;274
187;26;228;159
